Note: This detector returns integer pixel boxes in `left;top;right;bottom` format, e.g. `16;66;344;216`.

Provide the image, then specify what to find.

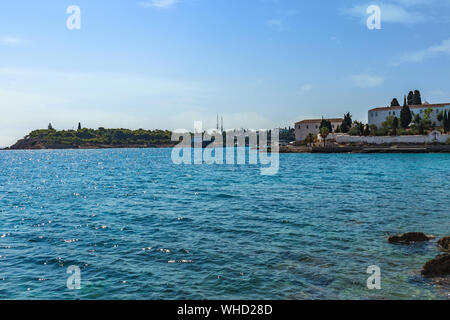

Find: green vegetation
339;112;352;133
279;127;295;142
407;91;414;105
444;110;450;134
26;127;173;147
400;99;412;129
300;133;317;146
390;98;400;107
403;89;422;106
413;90;422;105
319;127;329;147
319;118;332;133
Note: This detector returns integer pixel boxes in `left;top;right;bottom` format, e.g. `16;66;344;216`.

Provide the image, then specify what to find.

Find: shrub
447;137;450;145
348;127;360;136
374;128;388;136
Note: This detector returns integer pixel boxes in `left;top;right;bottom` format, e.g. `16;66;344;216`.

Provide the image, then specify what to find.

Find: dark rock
421;254;450;277
438;236;450;251
388;232;434;244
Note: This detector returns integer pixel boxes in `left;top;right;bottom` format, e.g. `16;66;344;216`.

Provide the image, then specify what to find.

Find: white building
295;118;343;141
368;103;450;128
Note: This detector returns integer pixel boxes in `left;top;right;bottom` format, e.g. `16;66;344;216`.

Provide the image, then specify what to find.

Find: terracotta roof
295;118;343;125
369;103;450;112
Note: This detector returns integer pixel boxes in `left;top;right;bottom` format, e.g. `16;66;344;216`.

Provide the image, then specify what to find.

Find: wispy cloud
393;39;450;65
0;36;25;46
350;74;384;88
296;84;313;95
267;19;283;30
139;0;178;9
267;10;296;30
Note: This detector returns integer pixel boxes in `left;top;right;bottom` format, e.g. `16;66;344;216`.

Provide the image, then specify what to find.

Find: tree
390;98;400;107
400;101;412;129
423;108;433;121
320;118;332;133
363;124;370;136
319;127;329;147
393;117;399;129
437;111;444;125
340;112;352;133
305;133;315;147
48;123;54;130
407;91;414;105
413;114;421;125
444;110;449;133
392;117;399;135
78;122;82;130
382;115;396;130
412;90;422;105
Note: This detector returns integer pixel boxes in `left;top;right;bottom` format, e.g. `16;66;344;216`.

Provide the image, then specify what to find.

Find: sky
1;0;450;146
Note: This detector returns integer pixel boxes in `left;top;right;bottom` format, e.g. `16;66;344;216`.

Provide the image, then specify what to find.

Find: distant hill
5;128;174;150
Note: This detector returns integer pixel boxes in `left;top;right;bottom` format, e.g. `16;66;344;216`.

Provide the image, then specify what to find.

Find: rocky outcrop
437;236;450;251
421;254;450;277
7;137;47;150
388;232;434;244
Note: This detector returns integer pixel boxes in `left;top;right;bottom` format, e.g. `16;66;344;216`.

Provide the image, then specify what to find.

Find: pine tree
412;90;422;105
390;98;400;107
48;123;54;130
407;91;414;105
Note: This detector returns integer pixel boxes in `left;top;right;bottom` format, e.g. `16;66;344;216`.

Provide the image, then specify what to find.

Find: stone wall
335;131;449;145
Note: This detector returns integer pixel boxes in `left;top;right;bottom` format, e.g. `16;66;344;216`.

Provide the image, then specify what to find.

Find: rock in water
421;254;450;277
437;236;450;251
388;232;434;244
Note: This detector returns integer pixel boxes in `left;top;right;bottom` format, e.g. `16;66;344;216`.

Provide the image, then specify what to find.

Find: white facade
295;118;343;141
368;103;450;128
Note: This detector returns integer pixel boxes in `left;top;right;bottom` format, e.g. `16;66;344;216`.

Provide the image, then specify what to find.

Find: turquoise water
0;149;449;300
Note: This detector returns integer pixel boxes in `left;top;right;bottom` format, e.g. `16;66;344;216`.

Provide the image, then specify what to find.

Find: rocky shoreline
2;136;175;150
388;232;450;278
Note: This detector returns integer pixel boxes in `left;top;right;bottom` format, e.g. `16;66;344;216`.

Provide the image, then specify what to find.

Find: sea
0;149;449;299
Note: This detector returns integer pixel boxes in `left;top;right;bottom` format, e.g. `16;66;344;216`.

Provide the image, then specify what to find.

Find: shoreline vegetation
3;126;450;153
3;127;175;150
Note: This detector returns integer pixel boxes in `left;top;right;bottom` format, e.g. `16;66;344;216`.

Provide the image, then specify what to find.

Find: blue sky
1;0;450;146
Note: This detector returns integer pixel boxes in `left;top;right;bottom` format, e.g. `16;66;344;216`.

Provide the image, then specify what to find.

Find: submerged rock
421;254;450;277
388;232;434;244
437;236;450;251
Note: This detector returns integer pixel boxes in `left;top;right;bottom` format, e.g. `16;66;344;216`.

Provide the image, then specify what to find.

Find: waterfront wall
335;131;449;145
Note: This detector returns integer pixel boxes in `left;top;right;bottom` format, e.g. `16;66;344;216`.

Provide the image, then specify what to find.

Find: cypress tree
444;110;449;133
78;122;82;130
340;112;352;133
320;118;332;133
400;99;412;129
